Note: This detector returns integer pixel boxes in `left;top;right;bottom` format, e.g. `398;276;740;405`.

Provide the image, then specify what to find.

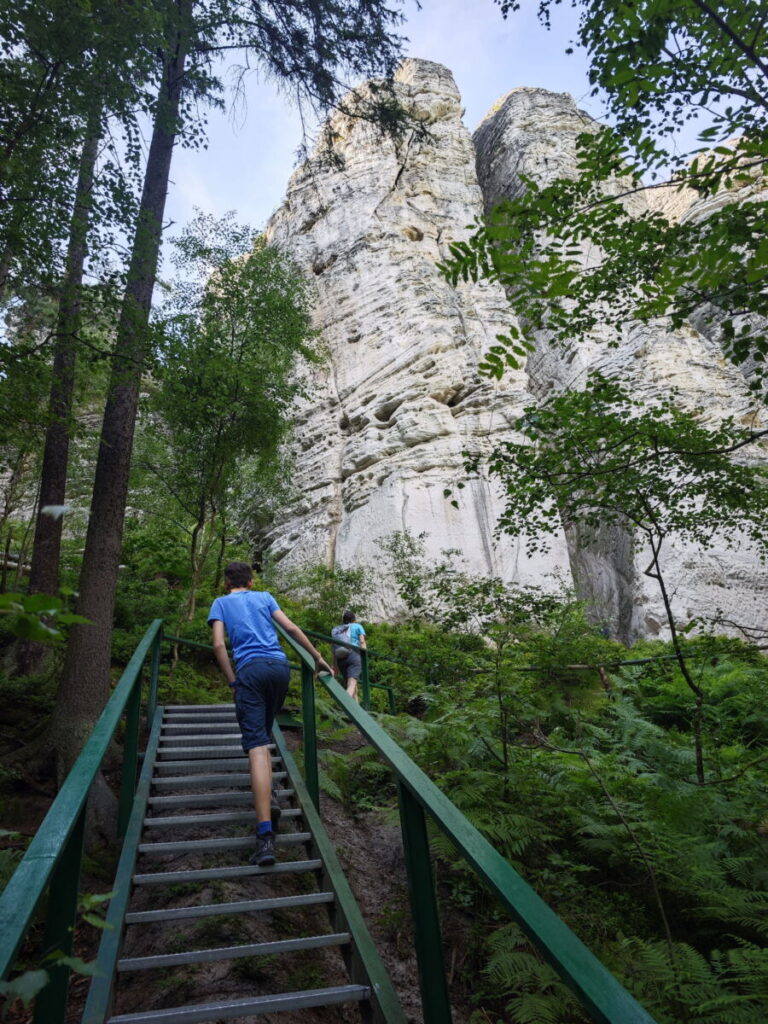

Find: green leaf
49;955;98;976
0;969;49;1007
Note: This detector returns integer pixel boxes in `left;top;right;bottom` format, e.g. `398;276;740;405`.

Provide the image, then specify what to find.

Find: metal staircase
0;619;658;1024
83;702;402;1023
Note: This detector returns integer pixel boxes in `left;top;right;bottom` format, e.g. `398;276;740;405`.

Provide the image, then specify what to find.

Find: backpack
331;623;351;658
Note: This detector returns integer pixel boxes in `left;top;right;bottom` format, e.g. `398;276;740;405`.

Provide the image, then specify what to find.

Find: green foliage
0;592;88;646
319;744;395;812
449;0;768;383
394;639;768;1023
155;661;230;707
274;563;373;632
130;211;317;631
467;373;768;559
0;968;49;1013
0;0;161;296
321;538;768;1022
457;371;768;783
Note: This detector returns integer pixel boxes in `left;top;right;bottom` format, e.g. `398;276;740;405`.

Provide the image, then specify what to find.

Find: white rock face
473;87;768;639
262;62;767;637
264;60;569;618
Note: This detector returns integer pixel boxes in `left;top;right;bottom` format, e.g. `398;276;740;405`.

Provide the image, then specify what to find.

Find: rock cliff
473;87;767;639
264;60;569;619
263;60;767;637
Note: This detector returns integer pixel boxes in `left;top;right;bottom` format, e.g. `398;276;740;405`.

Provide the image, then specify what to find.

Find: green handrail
0;618;163;1024
275;621;658;1024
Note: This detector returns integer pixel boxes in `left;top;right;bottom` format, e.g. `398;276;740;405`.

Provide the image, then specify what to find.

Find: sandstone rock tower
264;60;568;619
263;60;767;637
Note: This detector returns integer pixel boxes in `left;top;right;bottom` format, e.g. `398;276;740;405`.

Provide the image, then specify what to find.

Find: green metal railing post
397;781;453;1024
117;677;142;839
301;662;320;809
360;647;371;710
31;805;86;1024
147;624;162;723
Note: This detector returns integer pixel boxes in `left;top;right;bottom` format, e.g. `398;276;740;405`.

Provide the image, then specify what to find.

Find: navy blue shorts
233;657;291;752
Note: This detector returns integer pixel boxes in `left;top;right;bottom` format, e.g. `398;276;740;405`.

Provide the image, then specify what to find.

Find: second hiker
331;609;367;702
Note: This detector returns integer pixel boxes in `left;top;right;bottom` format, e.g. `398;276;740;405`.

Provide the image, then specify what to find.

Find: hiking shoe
250;832;276;867
271;785;282;832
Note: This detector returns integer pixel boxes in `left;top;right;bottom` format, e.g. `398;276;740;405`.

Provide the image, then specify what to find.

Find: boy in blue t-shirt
208;561;332;866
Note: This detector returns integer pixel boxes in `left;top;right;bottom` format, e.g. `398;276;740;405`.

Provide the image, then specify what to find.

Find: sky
164;0;596;235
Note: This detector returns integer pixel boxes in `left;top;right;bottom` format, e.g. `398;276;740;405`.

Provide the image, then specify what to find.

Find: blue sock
258;820;273;836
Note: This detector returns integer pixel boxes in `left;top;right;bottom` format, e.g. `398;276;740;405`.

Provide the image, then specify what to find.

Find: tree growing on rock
465;372;768;783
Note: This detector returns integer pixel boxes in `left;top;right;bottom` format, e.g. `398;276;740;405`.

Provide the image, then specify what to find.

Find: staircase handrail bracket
276;622;658;1024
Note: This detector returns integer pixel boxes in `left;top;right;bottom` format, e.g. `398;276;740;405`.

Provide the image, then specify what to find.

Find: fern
481;924;589;1023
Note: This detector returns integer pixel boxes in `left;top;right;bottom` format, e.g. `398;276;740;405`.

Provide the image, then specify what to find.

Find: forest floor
0;709;476;1024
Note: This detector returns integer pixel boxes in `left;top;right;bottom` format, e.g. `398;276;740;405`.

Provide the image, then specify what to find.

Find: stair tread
118;931;351;970
106;985;369;1024
160;726;264;736
157;746;249;757
125;891;335;924
133;858;322;885
137;832;311;855
153;758;280;774
164;704;235;711
161;715;237;723
143;808;301;827
151;771;287;788
147;789;294;809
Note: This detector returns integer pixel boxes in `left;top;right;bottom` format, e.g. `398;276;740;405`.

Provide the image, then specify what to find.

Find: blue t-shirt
207;590;287;669
348;622;365;647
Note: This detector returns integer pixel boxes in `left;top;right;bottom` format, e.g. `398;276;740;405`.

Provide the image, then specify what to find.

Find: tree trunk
212;518;228;593
644;538;706;784
17;111;101;675
1;530;12;594
0;244;13;303
52;5;192;778
14;480;39;588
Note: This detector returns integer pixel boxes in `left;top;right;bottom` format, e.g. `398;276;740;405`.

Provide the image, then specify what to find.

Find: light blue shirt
208;590;287;669
348;622;365;647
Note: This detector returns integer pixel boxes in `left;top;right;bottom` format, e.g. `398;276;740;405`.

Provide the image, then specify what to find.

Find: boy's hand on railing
314;655;334;677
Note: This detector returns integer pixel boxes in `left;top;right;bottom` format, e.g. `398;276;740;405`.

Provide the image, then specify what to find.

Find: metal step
151;771;287;789
161;721;245;729
137;832;311;855
106;984;370;1024
125;891;335;925
156;746;247;759
147;789;294;810
161;714;237;724
164;704;235;711
157;734;244;745
143;808;301;828
133;858;322;885
160;725;264;736
118;932;351;971
153;758;281;775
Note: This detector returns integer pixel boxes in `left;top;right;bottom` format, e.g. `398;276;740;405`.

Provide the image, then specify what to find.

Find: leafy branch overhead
443;0;768;384
467;372;768;558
